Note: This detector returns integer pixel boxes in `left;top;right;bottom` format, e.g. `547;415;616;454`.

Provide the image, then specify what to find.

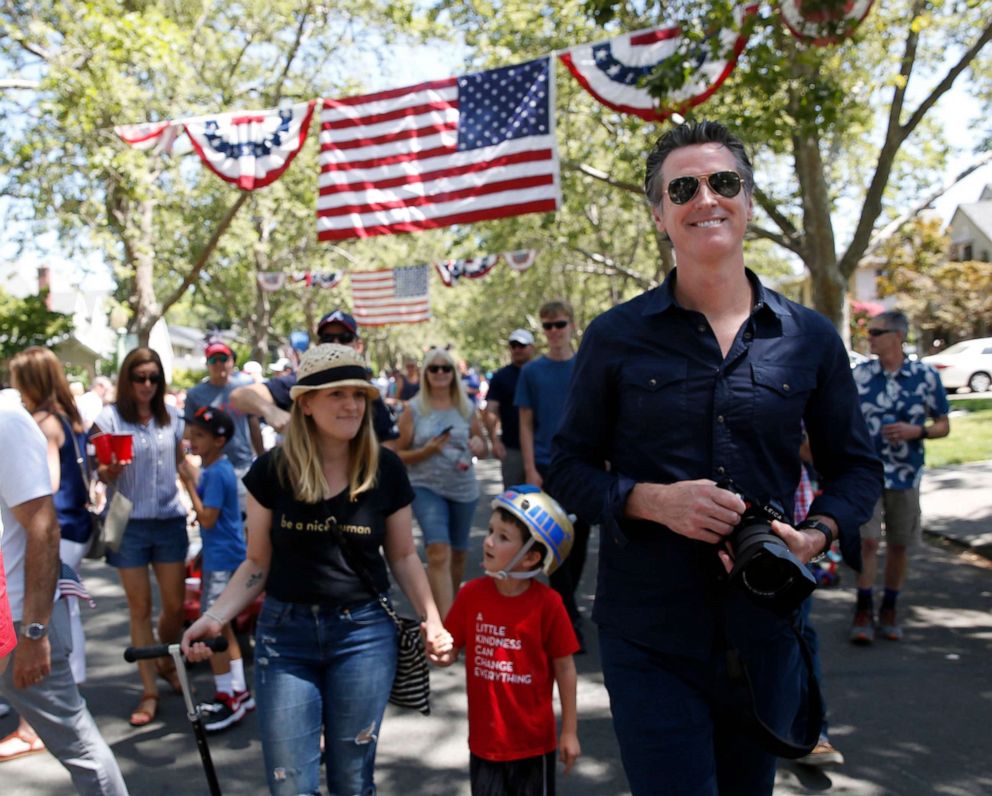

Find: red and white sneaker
198;692;246;732
233;688;255;713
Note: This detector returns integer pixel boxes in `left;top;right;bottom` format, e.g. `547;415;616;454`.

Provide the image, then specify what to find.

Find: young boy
179;406;252;732
438;485;581;795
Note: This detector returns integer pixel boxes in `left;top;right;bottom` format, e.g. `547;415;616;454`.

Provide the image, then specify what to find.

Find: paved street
3;459;991;795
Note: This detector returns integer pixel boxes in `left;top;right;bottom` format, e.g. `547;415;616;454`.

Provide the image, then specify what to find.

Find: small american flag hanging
350;265;431;326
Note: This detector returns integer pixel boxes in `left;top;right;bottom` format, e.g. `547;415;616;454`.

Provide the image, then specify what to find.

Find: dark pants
537;463;591;630
470;751;556;796
798;595;829;739
599;627;777;796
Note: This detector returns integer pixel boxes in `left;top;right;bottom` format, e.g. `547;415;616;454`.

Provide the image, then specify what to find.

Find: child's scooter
124;638;229;796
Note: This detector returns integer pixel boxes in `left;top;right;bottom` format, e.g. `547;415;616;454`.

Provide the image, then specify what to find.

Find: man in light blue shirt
850;310;950;643
185;339;263;514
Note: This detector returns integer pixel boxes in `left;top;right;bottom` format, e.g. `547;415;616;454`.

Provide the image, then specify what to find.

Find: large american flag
350;265;431;326
317;57;560;241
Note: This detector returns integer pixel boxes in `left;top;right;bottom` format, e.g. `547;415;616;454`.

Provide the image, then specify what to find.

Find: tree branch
751;185;802;252
565;244;657;289
0;79;40;91
159;192;250;315
561;159;643;196
864;151;992;258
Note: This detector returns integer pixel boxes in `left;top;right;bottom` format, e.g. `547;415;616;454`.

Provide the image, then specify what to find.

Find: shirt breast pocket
750;364;816;424
619;361;688;428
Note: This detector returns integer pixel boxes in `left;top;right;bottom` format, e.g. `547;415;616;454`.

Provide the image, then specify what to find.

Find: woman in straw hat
183;344;450;795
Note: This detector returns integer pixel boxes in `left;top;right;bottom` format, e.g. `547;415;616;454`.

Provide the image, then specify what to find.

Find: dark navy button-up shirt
548;268;882;659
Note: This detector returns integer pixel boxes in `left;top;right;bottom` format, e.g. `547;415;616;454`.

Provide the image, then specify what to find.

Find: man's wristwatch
798;519;833;563
20;622;48;641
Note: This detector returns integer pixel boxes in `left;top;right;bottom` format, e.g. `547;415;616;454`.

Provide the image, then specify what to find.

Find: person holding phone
396;347;487;618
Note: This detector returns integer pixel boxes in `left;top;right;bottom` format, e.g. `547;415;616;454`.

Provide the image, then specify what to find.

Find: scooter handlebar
124;637;228;663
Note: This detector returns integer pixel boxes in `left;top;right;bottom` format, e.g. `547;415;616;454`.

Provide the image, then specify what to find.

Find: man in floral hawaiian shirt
850;310;950;643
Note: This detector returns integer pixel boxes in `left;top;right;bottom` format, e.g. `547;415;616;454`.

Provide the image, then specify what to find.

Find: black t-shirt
265;374;399;441
243;447;414;605
485;364;523;449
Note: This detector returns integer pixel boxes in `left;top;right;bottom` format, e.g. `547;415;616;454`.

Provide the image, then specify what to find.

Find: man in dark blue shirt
483;328;535;488
548;121;881;795
229;310;398;449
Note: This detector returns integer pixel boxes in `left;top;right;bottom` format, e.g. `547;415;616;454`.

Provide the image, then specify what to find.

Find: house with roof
947;184;992;262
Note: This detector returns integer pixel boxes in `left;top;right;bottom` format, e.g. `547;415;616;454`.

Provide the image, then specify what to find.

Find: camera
718;480;816;615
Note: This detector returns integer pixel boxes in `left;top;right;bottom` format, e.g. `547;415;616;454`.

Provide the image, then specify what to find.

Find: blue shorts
200;569;234;614
107;516;188;569
411;487;478;551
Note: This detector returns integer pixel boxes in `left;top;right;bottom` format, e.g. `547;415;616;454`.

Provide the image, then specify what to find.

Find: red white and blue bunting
505;250;538;272
114;121;180;153
558;3;758;121
779;0;875;46
184;101;316;191
434;255;502;287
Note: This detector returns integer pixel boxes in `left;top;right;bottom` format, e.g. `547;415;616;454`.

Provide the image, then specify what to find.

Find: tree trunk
132;195;161;347
251;216;271;362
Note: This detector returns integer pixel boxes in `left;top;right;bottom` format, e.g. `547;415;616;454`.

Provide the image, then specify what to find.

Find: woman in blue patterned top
93;347;189;727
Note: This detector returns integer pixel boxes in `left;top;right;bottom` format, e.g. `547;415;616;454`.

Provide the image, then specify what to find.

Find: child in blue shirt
179;406;251;732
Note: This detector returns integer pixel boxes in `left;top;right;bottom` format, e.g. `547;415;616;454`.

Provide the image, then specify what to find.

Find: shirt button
717;466;726;475
717;415;725;424
744;332;752;340
783;383;791;392
648;378;657;387
697;324;706;333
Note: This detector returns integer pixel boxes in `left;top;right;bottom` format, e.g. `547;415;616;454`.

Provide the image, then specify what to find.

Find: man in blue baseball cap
229;309;399;448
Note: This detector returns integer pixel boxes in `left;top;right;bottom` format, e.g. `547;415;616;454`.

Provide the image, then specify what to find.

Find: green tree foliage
1;0;431;350
0;288;73;367
874;215;992;350
431;0;992;336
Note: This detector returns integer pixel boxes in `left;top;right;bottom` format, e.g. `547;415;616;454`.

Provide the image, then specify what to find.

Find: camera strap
720;601;824;759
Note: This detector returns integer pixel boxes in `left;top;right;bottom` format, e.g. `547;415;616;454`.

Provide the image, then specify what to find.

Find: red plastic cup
110;433;134;464
91;433;113;465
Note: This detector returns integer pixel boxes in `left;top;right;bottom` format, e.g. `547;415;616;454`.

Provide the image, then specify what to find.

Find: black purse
326;514;431;715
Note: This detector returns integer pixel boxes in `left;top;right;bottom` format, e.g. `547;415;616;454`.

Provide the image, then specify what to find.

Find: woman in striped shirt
93;348;189;727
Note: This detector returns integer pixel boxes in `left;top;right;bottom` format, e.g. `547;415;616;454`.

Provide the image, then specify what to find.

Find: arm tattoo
246;572;263;590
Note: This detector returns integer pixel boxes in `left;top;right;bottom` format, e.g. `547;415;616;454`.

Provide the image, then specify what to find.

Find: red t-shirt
446;577;579;761
0;553;15;660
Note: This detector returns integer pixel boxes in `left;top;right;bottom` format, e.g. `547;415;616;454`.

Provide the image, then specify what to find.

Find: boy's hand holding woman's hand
423;619;454;664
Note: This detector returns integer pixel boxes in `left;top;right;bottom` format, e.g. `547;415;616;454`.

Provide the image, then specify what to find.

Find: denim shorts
200;569;234;614
106;516;188;569
412;487;478;551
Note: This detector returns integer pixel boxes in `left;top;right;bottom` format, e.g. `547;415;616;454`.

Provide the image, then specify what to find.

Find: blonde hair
413;347;473;419
276;396;379;503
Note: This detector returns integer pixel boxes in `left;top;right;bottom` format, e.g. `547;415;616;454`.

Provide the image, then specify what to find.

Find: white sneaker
797;739;845;766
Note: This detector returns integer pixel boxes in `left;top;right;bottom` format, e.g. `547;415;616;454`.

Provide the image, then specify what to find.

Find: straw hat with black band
289;344;380;402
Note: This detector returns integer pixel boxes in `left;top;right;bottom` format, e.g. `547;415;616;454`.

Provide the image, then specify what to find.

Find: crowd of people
0;120;952;795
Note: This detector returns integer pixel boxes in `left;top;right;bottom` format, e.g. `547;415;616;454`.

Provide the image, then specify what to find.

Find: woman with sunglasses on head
395;347;488;619
92;347;189;727
4;347;93;760
182;344;450;795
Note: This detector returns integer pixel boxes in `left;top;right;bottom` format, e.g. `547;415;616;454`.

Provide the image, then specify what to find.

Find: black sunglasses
508;341;528;349
319;331;356;345
868;328;896;337
542;320;569;330
666;171;743;205
427;364;453;374
130;372;162;385
207;354;230;364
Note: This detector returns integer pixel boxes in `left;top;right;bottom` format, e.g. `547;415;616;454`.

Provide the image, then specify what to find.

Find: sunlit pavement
3;460;990;794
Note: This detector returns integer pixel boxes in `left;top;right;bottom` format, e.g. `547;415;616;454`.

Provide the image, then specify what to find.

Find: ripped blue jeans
254;596;397;795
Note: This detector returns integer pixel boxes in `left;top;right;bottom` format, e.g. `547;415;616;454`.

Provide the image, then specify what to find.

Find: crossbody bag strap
66;415;94;493
323;506;404;630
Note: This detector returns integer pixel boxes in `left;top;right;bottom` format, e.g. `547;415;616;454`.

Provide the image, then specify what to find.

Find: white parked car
922;337;992;393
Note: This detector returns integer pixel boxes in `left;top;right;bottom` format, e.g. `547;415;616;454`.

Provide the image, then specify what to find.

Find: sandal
0;729;46;762
155;660;183;695
129;693;159;727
